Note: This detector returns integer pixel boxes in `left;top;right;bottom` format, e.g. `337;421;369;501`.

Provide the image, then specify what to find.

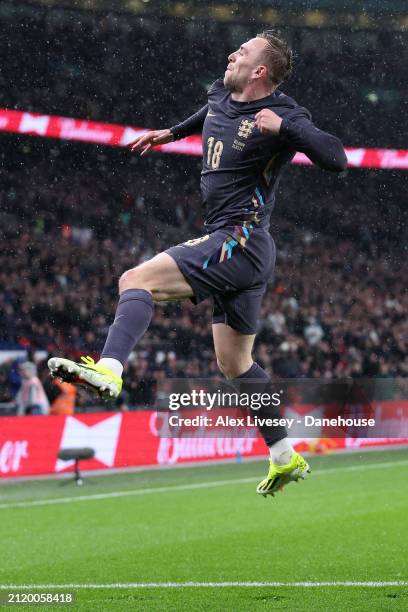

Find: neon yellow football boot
48;356;122;400
256;451;310;498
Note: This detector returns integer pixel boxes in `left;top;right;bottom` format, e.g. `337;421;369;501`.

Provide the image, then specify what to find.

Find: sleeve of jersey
169;104;209;141
279;110;348;172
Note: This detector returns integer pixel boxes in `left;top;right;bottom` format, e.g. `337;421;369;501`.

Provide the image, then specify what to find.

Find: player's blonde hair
257;31;294;86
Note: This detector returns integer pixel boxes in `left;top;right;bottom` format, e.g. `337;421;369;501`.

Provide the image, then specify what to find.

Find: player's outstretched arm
255;108;347;172
129;105;209;156
169;104;208;141
129;129;174;156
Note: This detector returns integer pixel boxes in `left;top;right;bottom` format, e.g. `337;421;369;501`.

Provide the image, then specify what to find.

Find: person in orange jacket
49;379;76;416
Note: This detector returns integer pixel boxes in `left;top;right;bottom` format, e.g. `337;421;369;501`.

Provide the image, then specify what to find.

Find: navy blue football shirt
171;78;347;231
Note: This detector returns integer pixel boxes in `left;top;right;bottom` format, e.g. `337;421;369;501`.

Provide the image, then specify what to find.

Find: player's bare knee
119;266;151;294
118;268;136;292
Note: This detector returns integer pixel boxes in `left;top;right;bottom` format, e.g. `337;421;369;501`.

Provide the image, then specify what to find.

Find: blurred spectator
49;379;77;416
304;318;324;346
15;362;49;415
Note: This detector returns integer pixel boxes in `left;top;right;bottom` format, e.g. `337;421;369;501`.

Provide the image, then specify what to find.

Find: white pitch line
0;477;256;510
0;458;407;511
0;581;407;589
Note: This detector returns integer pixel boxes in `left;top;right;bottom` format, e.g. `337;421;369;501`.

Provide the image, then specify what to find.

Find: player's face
224;37;268;92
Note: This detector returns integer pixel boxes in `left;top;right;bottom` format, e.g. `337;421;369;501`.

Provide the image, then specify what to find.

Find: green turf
0;448;407;610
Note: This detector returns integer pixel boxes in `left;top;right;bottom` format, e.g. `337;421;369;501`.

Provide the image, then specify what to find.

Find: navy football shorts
165;225;276;334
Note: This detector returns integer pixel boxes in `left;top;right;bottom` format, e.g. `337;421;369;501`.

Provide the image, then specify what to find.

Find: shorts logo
238;119;255;139
184;235;210;247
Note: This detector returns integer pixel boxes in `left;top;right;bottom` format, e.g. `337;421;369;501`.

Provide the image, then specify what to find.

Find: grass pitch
0;448;407;610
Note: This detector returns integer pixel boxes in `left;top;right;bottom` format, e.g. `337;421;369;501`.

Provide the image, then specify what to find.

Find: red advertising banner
1;108;407;169
0;409;407;478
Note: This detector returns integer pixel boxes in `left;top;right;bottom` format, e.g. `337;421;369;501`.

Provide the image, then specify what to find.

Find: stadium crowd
0;8;406;412
0;149;406;413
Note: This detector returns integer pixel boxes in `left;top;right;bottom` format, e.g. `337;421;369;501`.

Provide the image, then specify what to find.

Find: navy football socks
236;362;269;381
101;288;153;365
235;362;287;446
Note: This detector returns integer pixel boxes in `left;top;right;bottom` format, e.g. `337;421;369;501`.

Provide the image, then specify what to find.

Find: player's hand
129;129;174;156
255;109;282;135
